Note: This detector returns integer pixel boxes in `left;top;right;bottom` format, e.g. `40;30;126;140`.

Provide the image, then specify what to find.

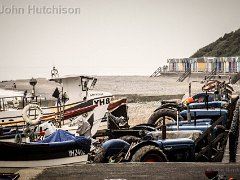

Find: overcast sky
0;0;240;80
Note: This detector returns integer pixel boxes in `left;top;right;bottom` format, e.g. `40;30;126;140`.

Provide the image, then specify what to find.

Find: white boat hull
0;154;88;167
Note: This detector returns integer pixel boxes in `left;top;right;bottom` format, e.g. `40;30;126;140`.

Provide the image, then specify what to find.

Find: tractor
92;76;239;163
93;101;239;163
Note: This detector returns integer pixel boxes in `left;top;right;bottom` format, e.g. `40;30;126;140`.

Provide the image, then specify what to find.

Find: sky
0;0;240;80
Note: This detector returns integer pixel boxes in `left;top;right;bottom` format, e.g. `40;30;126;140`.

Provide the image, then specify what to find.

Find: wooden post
177;110;179;131
162;116;166;140
189;82;191;97
187;104;191;122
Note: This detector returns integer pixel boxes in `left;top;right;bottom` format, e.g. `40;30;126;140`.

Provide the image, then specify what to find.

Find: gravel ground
1;162;240;180
35;163;240;180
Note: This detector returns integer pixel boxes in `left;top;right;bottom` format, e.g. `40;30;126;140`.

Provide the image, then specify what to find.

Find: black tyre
119;136;141;144
148;108;176;127
131;145;168;162
93;147;107;163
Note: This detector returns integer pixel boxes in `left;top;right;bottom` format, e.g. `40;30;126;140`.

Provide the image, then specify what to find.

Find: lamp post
29;78;37;97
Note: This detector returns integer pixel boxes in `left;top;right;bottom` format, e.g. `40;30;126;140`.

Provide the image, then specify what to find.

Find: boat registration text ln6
68;149;85;157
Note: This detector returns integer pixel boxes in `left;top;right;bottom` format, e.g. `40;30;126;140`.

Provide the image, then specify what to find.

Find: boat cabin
50;75;98;104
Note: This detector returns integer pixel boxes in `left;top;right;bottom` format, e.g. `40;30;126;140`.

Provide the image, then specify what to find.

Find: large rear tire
148;108;176;127
131;145;168;162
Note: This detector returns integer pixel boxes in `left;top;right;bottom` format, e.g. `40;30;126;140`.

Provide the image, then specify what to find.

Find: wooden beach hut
196;58;205;72
164;56;240;74
190;58;197;72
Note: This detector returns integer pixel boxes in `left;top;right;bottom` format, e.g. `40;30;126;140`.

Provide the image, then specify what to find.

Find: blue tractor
94;112;238;163
93;78;239;163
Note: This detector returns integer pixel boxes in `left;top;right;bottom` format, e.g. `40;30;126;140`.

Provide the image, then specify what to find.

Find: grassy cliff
191;29;240;58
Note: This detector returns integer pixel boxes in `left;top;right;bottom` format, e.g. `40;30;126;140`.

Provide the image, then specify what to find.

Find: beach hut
226;57;232;73
236;57;240;72
164;56;240;74
175;59;179;72
181;58;188;71
178;59;184;72
231;57;238;73
190;58;197;72
167;59;176;72
225;57;229;73
203;57;213;73
220;57;226;73
196;58;205;72
216;57;224;73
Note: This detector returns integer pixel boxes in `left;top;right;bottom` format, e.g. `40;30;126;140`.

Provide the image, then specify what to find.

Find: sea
0;88;23;98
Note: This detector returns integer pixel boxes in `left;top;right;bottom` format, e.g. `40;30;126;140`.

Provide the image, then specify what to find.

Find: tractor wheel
148;108;176;127
131;145;168;162
93;147;107;163
119;136;141;144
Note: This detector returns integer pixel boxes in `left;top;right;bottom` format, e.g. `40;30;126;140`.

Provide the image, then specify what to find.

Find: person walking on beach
12;82;16;89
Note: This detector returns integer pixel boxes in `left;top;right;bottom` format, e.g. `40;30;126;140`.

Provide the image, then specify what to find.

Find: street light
29;78;37;97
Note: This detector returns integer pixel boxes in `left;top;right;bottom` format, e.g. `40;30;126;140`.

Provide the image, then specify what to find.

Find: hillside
191;29;240;58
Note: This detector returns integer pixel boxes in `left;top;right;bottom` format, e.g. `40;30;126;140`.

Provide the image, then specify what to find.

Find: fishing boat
0;98;129;167
0;104;97;143
0;67;128;143
0;129;91;167
0;72;113;130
